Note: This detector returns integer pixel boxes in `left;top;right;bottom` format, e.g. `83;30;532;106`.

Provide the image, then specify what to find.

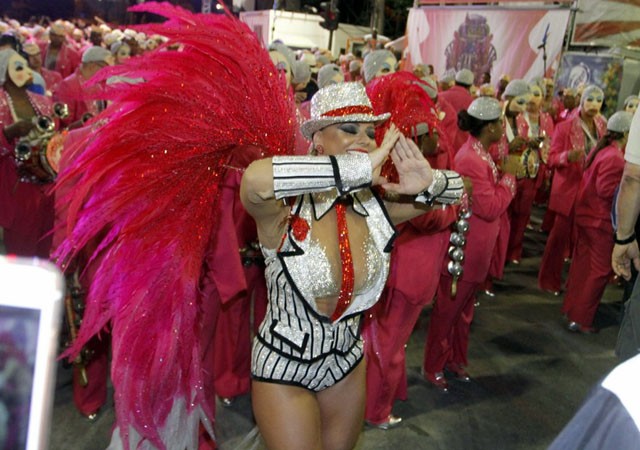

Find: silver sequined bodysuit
307;233;381;299
251;188;395;391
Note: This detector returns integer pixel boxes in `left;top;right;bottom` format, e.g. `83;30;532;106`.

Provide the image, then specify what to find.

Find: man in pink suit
562;112;632;332
538;85;607;294
364;120;458;428
40;21;81;79
420;75;459;162
439;68;475;152
53;46;111;128
504;80;554;264
424;97;519;392
23;42;62;95
482;80;529;294
0;49;55;258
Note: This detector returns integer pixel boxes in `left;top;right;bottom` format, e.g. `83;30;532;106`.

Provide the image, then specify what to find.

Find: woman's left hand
380;134;433;195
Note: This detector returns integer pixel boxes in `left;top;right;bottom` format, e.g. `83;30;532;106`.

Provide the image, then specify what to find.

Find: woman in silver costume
240;81;464;450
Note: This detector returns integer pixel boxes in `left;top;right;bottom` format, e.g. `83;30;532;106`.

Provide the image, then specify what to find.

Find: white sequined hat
503;79;531;98
301;82;390;139
455;68;474;86
607;111;633;133
467;97;502;121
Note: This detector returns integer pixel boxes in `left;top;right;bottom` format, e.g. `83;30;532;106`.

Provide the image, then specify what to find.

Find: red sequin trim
291;215;309;241
331;202;354;322
322;105;374;118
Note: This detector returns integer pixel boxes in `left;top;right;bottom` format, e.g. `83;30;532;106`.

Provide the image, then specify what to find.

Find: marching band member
424;97;518;391
562;112;633;333
539;85;607;295
0;48;54;258
53;46;112;129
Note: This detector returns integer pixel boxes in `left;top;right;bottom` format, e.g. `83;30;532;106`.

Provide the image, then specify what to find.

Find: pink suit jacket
454;137;516;283
53;70;103;126
389;146;458;304
547;112;607;217
40;43;81;79
439;86;473;152
574;143;625;234
41;68;63;94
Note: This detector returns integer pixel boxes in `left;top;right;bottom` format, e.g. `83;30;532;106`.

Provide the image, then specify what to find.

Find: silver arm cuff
272;153;372;200
415;169;464;205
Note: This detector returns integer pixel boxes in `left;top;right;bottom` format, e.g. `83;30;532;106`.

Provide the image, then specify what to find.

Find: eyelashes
338;123;376;139
338;123;359;134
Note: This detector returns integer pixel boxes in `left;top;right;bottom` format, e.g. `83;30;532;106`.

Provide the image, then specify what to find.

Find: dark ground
46;207;623;449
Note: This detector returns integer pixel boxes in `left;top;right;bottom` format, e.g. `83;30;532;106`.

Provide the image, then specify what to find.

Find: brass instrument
53;102;70;120
13;103;70;183
81;112;94;124
63;279;90;387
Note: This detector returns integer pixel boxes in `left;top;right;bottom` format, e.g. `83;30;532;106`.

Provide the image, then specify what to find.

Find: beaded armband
415;169;464;206
272;153;372;200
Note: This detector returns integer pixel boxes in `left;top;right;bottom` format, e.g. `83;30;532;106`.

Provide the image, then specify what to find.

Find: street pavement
46;209;623;449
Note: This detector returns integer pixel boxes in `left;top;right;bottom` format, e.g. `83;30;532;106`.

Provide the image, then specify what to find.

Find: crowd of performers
0;4;638;449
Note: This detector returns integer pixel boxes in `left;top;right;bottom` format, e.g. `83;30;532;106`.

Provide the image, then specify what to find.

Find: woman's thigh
252;379;322;450
317;359;367;450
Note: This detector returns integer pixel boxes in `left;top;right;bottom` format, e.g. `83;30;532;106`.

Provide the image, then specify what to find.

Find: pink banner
405;8;571;84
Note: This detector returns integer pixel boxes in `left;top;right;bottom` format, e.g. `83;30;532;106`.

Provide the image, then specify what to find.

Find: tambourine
520;147;540;179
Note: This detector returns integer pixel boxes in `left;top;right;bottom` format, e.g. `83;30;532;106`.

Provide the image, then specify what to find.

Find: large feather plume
53;3;297;448
366;71;445;183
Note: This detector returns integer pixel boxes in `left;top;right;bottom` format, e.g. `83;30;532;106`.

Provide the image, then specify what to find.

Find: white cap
607;111;633;133
291;60;311;85
82;46;112;64
455;68;474;86
298;51;318;73
362;49;395;83
468;97;502;121
503;79;530;98
420;76;438;100
317;63;343;89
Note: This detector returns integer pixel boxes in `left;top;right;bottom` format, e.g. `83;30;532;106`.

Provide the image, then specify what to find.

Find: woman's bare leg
252;380;322;450
317;360;367;450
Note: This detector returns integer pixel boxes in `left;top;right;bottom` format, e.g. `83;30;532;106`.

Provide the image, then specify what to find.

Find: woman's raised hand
369;124;400;183
380;134;433;195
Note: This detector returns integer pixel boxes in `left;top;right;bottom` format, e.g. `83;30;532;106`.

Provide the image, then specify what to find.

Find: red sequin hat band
322;105;375;118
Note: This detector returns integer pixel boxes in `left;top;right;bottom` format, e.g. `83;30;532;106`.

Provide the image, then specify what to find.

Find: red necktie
331;201;354;322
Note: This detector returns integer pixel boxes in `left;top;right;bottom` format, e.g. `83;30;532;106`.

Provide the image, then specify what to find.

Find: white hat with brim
301;82;390;139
